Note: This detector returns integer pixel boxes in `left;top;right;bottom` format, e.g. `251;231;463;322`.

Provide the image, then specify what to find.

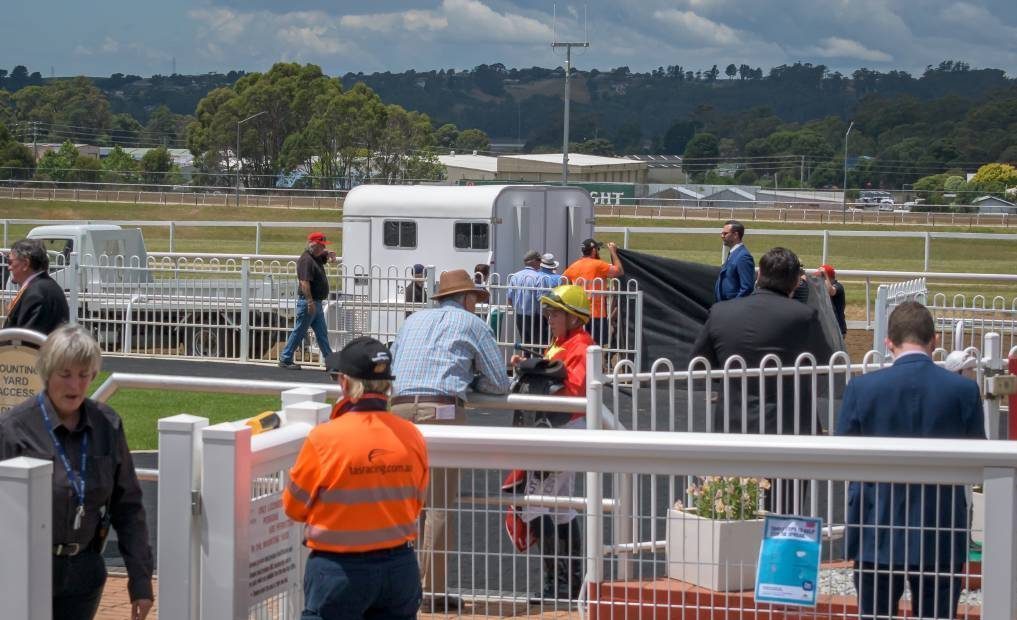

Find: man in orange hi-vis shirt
284;337;428;620
562;237;624;346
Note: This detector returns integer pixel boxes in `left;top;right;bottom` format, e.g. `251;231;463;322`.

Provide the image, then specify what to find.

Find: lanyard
37;394;88;530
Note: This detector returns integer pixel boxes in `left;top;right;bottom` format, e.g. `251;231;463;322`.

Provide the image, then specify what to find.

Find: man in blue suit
836;301;984;619
714;220;755;302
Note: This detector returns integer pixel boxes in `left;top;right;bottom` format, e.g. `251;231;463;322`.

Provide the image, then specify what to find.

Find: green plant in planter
682;476;770;520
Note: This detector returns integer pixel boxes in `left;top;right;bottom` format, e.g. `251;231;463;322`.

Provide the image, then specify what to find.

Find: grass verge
88;371;282;451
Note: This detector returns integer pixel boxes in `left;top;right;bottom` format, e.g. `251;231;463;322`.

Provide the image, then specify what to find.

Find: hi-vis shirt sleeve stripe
306;521;418;547
318;485;421;505
286;479;314;505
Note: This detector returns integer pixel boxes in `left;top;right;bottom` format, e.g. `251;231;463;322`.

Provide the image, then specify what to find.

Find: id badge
435;404;456;421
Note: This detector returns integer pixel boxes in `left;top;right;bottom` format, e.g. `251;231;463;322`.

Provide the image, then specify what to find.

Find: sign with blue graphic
754;515;822;607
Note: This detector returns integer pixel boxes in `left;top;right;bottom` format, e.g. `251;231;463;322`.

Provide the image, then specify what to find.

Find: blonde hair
37;325;102;382
341;376;392;402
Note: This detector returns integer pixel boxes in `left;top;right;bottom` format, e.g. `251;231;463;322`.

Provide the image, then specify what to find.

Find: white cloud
811;37;893;62
340;10;447;33
653;9;740;46
444;0;552;42
100;37;121;54
187;7;255;44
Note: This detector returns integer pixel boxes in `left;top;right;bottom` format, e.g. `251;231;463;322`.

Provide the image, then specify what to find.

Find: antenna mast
551;5;589;186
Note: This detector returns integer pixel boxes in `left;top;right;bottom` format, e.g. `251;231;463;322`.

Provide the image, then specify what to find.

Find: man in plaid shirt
390;268;510;612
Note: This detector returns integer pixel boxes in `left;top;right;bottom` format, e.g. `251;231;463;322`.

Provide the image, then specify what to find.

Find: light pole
236;111;267;208
552;40;588;185
842;120;854;224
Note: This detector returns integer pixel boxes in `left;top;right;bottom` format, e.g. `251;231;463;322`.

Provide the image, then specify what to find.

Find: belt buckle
55;543;81;557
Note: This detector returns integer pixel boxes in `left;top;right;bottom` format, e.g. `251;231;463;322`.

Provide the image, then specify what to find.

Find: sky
3;0;1015;78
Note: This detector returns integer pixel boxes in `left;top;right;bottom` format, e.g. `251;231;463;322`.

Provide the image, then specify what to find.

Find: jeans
301;546;421;620
53;551;106;620
281;299;333;364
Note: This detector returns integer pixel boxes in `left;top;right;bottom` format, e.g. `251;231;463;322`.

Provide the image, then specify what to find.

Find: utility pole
842;121;854;224
32;121;38;163
551;5;589;186
236;111;267;208
800;155;805;186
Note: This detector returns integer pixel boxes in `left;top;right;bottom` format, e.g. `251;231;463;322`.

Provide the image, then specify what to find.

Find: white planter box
971;490;984;545
665;508;764;591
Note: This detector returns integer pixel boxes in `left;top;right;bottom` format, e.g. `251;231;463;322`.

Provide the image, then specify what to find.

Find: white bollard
280;387;329;408
283;401;332;427
0;457;53;620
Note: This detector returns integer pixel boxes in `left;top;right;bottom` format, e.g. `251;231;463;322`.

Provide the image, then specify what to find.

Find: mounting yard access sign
754;515;822;607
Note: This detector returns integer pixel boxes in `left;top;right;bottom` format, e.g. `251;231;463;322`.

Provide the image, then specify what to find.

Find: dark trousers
302;545;421;620
53;551;106;620
854;563;961;619
584;317;609;346
515;314;548;347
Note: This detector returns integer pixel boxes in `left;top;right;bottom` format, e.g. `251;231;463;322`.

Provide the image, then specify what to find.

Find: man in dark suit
714;220;755;302
3;238;70;334
836;301;984;619
692;247;833;514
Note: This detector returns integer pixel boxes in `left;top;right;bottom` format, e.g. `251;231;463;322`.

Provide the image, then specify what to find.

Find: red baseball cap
307;232;332;245
815;264;835;279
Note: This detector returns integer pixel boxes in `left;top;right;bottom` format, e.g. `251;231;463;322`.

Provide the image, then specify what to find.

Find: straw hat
433;269;490;302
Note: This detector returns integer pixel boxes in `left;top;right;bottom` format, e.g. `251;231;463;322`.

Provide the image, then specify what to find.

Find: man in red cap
816;264;847;336
279;232;337;369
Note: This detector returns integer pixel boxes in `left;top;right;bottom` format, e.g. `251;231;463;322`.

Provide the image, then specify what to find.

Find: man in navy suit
714;220;754;302
836;301;984;619
3;238;69;335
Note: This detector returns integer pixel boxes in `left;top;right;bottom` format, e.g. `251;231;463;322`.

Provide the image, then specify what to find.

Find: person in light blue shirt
507;250;551;346
540;253;563;288
390;269;509;612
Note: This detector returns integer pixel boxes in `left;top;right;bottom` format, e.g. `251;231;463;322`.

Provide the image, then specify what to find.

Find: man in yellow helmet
509;284;593;603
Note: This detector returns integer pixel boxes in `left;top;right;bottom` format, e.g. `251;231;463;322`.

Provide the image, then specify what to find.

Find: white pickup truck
8;224;299;358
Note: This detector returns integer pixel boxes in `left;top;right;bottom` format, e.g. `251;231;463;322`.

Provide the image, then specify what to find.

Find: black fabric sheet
617;249;719;371
618;249;844;372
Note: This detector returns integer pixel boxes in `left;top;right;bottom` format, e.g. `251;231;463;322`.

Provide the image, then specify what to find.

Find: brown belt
390;394;464;407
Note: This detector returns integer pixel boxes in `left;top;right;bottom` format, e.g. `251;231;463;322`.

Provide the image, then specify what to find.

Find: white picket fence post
0;457;53;620
157;414;208;620
201;422;252;619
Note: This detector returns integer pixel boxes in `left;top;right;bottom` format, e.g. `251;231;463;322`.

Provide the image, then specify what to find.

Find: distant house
624;154;685;184
703;186;756;210
644;185;704;207
972;195;1017;215
25;143;100;162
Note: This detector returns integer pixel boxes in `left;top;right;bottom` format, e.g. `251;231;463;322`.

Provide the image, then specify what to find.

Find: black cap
581;238;603;253
325;337;395;381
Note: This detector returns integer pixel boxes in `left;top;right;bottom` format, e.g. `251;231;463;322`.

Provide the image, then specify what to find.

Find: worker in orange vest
283;337;429;619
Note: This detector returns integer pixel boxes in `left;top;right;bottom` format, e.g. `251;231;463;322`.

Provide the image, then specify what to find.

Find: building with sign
438;152;648;185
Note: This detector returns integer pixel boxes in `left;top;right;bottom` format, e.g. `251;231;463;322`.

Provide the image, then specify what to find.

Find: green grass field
88;371;282;451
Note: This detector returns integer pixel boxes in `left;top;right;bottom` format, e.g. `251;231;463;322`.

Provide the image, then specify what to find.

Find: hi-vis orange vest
283;398;428;553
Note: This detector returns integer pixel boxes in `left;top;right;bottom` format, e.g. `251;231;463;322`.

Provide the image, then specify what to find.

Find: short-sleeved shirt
296;250;330;301
563;256;613;319
830;280;847;335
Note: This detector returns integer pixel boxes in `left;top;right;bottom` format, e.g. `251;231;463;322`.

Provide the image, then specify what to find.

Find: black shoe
278;360;300;370
422;594;462;613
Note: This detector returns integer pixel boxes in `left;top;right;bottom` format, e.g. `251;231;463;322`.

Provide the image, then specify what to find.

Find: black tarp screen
617;249;844;371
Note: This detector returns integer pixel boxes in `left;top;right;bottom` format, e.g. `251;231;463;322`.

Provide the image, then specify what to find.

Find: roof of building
972;195;1016;206
500;153;644;168
706;186;756;201
437;153;499;173
623;154;683;168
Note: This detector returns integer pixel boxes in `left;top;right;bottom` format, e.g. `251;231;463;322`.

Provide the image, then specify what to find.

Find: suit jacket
836;354;984;569
691;288;834;434
714;245;755;302
3;272;70;335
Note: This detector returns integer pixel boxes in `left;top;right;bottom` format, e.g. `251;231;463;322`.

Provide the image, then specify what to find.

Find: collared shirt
506;266;549;316
727;242;744;259
391;299;511;398
541;269;563;288
296;250;330;301
0;395;154;601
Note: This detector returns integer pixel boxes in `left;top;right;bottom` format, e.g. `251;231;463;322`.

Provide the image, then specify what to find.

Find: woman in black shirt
0;325;153;620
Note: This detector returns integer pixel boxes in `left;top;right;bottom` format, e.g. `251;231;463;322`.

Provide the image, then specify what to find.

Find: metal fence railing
58;345;1011;618
1;256;643;369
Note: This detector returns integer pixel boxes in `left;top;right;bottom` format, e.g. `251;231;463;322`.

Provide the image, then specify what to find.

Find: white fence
41;347;999;617
872;277;928;355
0;256;644;369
